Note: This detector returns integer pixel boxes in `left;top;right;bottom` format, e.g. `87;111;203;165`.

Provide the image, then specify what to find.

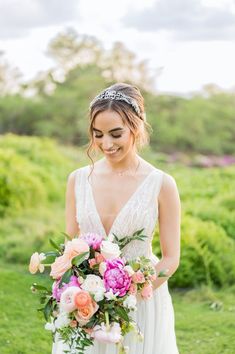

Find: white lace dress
52;165;179;354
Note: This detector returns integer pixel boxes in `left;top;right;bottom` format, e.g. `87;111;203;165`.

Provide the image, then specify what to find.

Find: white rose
94;289;105;302
60;286;80;313
107;234;115;242
81;274;105;293
123;295;137;311
104;289;120;300
54;311;70;329
45;322;56;332
124;265;135;276
100;240;121;260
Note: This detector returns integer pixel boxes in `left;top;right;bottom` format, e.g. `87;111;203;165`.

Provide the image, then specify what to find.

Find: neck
104;151;140;173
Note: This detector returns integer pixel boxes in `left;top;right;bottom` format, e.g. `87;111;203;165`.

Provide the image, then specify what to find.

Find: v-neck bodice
74;165;164;260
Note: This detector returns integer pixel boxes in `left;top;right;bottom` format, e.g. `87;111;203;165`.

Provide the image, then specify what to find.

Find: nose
101;135;114;150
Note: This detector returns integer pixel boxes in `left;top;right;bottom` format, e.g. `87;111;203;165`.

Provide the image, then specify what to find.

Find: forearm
152;256;180;290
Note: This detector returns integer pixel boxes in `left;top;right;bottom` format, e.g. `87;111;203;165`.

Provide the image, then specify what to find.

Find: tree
0;51;22;96
101;41;156;92
46;27;103;74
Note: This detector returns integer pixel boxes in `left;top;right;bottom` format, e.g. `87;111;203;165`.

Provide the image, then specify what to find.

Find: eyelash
94;135;122;139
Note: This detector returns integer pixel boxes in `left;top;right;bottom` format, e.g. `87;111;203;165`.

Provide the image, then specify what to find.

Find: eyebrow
93;127;124;133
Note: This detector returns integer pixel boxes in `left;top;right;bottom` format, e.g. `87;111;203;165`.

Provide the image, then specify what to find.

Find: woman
52;82;181;353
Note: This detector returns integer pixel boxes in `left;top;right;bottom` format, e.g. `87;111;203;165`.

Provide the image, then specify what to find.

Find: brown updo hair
86;82;152;169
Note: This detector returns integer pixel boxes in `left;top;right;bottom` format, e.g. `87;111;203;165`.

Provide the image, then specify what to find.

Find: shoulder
157;170;180;202
66;166;88;186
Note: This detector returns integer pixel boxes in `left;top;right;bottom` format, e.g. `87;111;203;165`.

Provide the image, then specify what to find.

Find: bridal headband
89;89;142;118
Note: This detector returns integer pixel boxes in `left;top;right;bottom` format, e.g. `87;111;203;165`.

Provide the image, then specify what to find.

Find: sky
0;0;235;95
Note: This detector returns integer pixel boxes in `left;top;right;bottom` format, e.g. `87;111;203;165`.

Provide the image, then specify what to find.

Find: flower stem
105;311;110;330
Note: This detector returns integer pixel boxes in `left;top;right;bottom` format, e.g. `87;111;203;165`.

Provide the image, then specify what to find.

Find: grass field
1;261;234;354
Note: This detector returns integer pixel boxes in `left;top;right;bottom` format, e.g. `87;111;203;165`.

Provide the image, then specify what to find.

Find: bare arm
64;170;80;244
152;173;181;290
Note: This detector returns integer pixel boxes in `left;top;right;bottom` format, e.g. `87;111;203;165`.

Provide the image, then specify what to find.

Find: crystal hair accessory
89;89;142;118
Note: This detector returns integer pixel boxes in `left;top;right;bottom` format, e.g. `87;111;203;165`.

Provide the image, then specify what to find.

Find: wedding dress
52;165;179;354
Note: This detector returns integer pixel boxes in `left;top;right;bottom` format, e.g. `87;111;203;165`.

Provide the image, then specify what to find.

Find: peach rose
74;290;92;309
132;270;145;284
64;238;90;260
29;252;46;274
74;301;99;326
50;254;72;279
141;283;153;299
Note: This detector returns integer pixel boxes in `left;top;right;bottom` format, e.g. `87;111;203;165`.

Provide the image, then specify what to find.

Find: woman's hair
86;82;152;172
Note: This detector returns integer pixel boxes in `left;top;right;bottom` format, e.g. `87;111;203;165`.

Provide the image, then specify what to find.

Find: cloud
0;0;80;39
122;0;235;41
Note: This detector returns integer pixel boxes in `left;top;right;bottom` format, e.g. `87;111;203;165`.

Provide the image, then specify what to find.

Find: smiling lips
104;148;120;155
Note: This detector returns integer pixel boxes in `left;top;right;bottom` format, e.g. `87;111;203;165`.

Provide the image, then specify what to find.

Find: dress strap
74;167;87;225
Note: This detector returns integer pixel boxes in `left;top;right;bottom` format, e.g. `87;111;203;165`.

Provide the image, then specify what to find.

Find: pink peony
80;233;103;250
104;259;131;297
52;275;80;302
141;283;153;299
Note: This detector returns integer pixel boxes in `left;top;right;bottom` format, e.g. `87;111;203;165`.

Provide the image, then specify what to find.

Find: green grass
1;262;234;354
172;286;235;354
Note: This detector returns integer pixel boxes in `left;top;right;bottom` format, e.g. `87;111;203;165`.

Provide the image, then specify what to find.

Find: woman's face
92;110;135;161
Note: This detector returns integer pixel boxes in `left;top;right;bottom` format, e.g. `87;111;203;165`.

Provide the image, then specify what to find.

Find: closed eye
95;135;122;139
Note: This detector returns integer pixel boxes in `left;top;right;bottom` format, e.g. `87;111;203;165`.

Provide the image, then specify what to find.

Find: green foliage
0;133;74;217
0;134;235;289
152;164;235;288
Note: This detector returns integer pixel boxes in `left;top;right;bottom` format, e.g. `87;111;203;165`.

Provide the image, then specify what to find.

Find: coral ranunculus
29;252;46;274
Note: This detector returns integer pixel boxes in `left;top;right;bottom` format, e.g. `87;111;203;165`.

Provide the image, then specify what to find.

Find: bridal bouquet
29;229;168;354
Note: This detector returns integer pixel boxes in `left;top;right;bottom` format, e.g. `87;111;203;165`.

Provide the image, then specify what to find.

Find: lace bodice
74;165;164;260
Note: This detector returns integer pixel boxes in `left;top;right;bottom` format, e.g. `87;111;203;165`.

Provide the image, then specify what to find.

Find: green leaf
71;251;90;266
49;238;61;252
44;251;60;257
61;231;72;240
43;299;53;321
115;307;130;322
59;268;72;288
32;283;50;292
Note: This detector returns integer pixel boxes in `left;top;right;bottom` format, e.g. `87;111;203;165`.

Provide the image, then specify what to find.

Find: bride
52;82;181;353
